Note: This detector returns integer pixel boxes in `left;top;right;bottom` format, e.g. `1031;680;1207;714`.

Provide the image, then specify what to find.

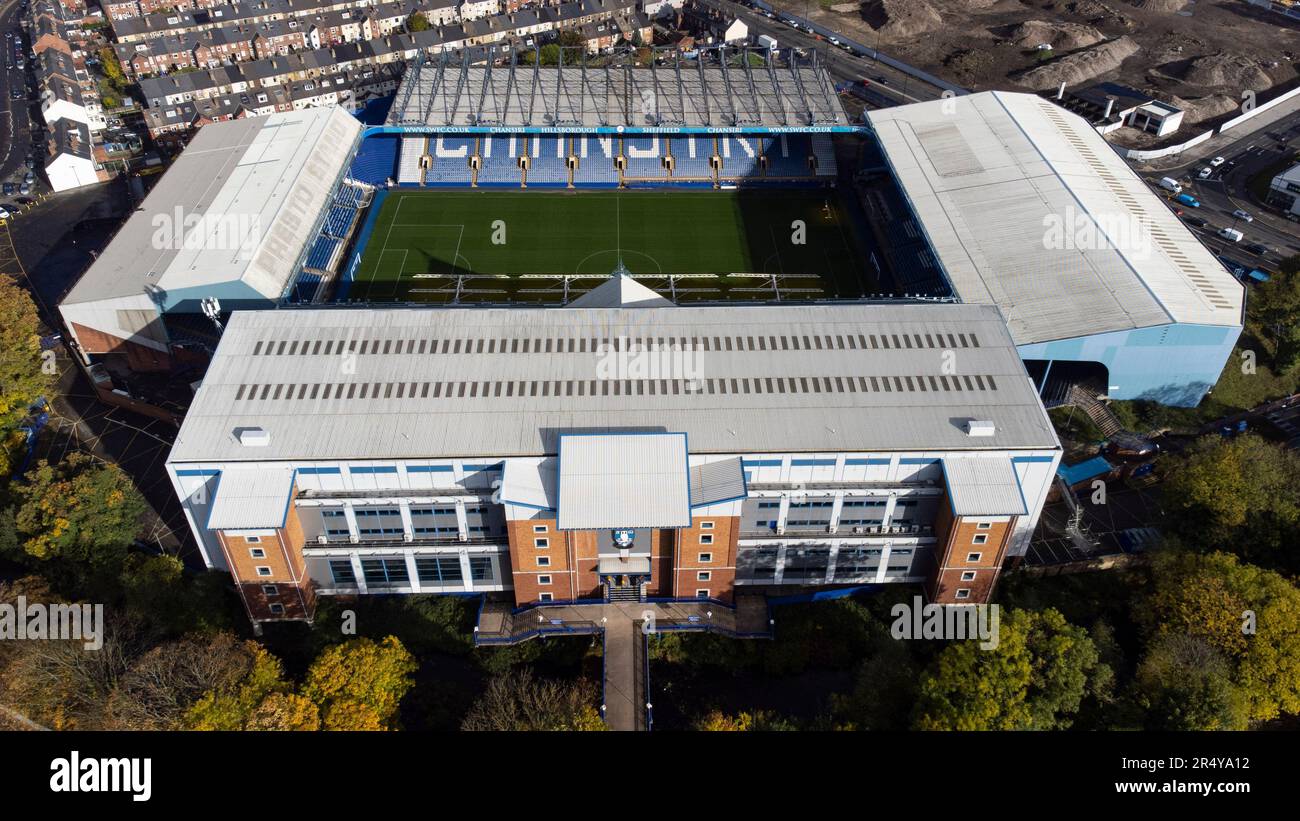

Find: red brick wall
925;504;1014;604
216;491;315;621
674;515;737;602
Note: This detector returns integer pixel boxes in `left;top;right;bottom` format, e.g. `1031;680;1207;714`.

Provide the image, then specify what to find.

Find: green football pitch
343;189;875;303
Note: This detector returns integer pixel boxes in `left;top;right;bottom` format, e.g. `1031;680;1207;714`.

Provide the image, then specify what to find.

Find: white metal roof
942;457;1028;517
206;465;295;530
557;433;691;530
62;108;360;307
500;457;558;510
166;302;1060;465
867;91;1243;345
689;457;746;507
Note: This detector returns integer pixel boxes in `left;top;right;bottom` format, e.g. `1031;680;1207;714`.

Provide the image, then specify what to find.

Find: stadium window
696;590;710;599
698;552;712;563
249;548;266;559
973;534;988;545
699;534;713;545
256;566;272;577
977;522;992;529
955;589;971;601
539;593;554;602
537;556;550;567
966;552;982;563
245;535;261;543
268;603;285;615
697;571;711;582
262;585;278;596
538;575;552;586
961;571;977;582
535;537;549;549
700;521;714;530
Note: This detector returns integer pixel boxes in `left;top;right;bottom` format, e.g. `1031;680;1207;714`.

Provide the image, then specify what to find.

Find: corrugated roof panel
557;433;691;530
206;466;295;530
943;457;1028;517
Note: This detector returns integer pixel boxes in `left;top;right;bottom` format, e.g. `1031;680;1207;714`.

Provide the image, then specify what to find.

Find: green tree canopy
406;11;429;32
1160;434;1300;572
1134;633;1250;730
912;608;1103;730
10;453;148;567
1138;550;1300;723
0;279;54;474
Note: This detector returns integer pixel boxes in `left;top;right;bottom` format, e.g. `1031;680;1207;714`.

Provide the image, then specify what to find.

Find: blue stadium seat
621;136;666;178
762;135;813;178
476;135;524;186
718;136;760;180
572;135;618;186
425;136;474;186
349;135;400;185
305;235;340;271
528;135;569;187
811;135;837;177
668;137;714;179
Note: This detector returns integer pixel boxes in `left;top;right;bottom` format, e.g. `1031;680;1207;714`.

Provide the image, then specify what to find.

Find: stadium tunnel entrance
1023;359;1110;408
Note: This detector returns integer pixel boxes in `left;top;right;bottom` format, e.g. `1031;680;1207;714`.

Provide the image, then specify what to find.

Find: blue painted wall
1017;322;1242;407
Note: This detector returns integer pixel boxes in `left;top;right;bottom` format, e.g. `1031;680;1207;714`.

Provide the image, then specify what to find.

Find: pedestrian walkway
474;596;773;731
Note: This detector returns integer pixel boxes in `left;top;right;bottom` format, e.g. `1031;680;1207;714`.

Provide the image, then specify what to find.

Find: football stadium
60;45;1244;407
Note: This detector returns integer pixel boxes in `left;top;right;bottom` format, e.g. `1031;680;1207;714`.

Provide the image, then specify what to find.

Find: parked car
18;183;30;195
1232;209;1254;223
16;196;34;205
1;183;13;196
1243;242;1270;256
1183;215;1207;228
1175;193;1200;208
1209;156;1226;167
22;171;34;184
1197;166;1213;179
0;207;10;220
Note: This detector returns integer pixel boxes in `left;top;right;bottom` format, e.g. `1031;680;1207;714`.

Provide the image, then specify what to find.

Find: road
1135;107;1300;268
0;0;37;206
696;0;947;105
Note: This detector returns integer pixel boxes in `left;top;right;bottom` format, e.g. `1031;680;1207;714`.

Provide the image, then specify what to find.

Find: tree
10;453;148;567
98;46;126;92
912;608;1103;731
461;669;605;731
301;636;416;730
183;644;294;730
1139;551;1300;723
1250;269;1300;371
1161;435;1300;573
1134;634;1249;731
0;279;53;473
247;693;321;731
106;633;257;730
693;710;796;731
406;11;429;33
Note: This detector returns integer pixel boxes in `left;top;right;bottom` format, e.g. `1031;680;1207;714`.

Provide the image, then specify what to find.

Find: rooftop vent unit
965;420;996;437
238;427;270;447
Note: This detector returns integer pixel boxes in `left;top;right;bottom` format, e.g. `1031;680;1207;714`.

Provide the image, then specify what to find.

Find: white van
1218;227;1244;242
1159;177;1182;194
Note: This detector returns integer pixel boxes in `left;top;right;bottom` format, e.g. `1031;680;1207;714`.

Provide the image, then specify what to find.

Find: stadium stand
477;135;524;186
398;137;426;185
668;136;714;181
572;135;619;186
289;272;322;303
348;134;399;185
622;136;667;179
305;235;341;271
762;135;813;178
718;136;760;180
424;135;474;186
811;135;837;177
528;135;570;187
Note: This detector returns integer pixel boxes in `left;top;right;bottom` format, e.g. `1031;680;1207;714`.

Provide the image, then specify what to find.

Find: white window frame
972;533;988;545
698;552;712;563
695;589;710;599
960;571;976;582
534;537;550;548
533;524;548;533
699;534;714;545
268;603;285;615
249;547;266;559
976;521;992;530
539;592;554;602
256;566;273;577
262;584;279;596
245;535;261;543
699;521;714;530
538;574;552;585
697;570;711;582
955;589;971;600
966;552;982;563
536;555;551;567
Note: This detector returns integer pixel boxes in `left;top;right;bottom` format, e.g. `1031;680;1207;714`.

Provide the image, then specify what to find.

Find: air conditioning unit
349;535;359;544
853;527;866;534
316;535;328;545
403;534;413;543
868;526;879;534
910;525;920;534
775;526;785;535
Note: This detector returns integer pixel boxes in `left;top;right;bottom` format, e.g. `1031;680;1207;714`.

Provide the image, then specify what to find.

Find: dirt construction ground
773;0;1300;126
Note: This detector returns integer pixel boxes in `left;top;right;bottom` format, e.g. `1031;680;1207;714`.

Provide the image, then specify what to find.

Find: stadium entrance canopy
382;45;853;134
